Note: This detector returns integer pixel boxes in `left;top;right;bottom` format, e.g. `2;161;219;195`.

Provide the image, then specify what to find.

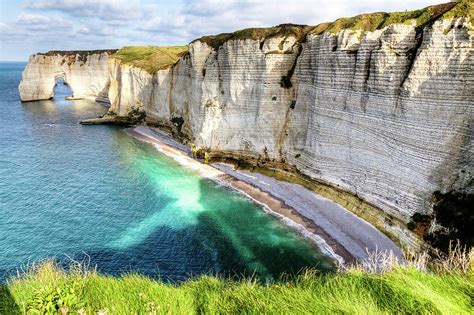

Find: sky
0;0;446;61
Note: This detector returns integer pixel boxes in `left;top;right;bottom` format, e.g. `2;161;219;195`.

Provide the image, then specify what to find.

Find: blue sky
0;0;445;61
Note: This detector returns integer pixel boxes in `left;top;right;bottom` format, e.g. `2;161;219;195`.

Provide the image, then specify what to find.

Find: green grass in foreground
112;46;188;74
1;261;472;314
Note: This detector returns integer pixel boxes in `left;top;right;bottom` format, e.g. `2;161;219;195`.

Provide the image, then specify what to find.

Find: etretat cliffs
4;0;472;314
20;0;473;252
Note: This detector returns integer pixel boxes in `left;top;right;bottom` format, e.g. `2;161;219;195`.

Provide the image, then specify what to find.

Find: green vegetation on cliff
195;24;312;49
443;0;474;20
196;1;471;49
57;2;470;71
1;248;472;314
106;2;471;72
112;46;188;74
311;1;458;34
38;49;118;57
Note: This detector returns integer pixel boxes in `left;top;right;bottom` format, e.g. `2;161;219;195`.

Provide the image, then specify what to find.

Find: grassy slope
443;0;474;20
1;263;472;314
112;46;188;74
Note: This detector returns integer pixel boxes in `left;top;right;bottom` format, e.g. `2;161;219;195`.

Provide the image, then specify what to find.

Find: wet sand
128;126;403;265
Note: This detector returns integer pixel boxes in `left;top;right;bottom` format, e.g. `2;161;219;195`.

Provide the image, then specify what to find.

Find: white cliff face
106;19;472;249
19;50;114;102
188;36;300;157
108;58;154;115
19;15;473;249
285;18;473;246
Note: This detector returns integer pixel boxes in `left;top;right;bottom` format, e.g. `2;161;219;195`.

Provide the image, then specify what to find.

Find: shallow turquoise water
0;62;333;282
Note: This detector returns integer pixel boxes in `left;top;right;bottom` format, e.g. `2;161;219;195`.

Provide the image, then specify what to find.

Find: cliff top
32;1;472;70
195;0;472;49
111;46;189;74
311;1;463;35
37;49;118;57
194;24;313;49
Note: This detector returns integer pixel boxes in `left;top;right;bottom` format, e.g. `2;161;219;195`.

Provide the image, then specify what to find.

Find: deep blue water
0;62;332;283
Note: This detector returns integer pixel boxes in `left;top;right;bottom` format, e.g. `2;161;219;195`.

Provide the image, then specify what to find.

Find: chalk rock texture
19;13;473;250
284;19;473;247
19;50;115;102
106;18;474;249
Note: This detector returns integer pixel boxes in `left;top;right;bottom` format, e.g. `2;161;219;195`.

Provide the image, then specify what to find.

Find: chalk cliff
19;1;473;251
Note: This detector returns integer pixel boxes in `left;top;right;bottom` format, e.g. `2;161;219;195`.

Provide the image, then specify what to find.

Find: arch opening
53;75;73;101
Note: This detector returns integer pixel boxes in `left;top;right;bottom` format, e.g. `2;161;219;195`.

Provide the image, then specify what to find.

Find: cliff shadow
54;176;333;284
192;178;335;279
0;287;20;314
396;37;473;250
94;81;111;103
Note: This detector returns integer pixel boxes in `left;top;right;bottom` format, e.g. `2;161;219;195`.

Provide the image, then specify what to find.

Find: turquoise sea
0;62;333;282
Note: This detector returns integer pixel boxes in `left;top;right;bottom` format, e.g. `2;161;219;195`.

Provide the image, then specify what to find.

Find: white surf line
128;126;345;267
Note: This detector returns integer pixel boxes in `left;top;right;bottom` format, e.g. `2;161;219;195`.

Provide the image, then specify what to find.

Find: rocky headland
19;0;473;253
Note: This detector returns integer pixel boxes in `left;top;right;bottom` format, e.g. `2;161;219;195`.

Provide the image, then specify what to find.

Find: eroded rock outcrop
19;50;116;102
19;1;473;251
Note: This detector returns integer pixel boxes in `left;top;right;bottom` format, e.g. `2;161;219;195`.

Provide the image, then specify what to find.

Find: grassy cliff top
112;46;189;74
443;0;474;20
311;1;459;35
194;24;313;49
195;1;471;49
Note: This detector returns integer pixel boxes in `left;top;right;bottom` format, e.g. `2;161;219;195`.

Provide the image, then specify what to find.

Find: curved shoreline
128;126;403;265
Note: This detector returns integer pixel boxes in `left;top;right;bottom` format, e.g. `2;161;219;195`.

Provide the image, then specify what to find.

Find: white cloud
0;22;26;43
1;0;449;60
16;12;70;30
0;22;17;35
179;0;448;34
77;25;91;34
23;0;141;21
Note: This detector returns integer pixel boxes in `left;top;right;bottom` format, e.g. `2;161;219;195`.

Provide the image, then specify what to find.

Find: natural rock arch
19;50;115;102
53;71;70;95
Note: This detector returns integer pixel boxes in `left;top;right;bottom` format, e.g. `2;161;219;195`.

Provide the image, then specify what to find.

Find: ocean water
0;62;333;283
